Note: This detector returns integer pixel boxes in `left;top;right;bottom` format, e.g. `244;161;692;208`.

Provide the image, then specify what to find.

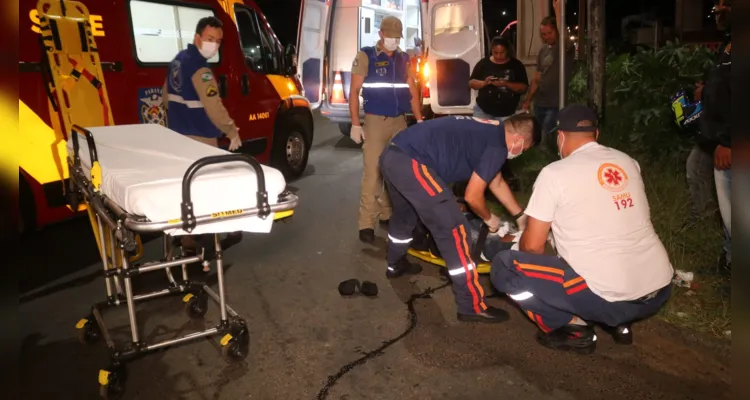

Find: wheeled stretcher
66;123;298;398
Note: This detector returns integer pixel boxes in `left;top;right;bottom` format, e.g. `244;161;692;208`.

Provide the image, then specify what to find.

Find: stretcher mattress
66;124;289;235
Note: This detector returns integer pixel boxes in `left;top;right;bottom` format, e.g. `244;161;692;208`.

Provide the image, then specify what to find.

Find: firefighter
349;16;424;244
380;114;541;323
162;16;243;263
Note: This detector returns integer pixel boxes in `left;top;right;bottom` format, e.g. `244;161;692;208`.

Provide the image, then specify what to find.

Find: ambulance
296;0;548;134
19;0;313;232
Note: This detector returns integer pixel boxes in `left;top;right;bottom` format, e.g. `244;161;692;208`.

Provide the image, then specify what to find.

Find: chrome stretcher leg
121;248;140;344
96;215;113;300
214;233;228;323
109;228;123;297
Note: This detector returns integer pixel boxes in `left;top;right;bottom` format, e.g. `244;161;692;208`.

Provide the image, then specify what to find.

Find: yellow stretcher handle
90;161;102;191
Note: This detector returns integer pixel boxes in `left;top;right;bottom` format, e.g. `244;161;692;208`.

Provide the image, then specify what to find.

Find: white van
296;0;548;133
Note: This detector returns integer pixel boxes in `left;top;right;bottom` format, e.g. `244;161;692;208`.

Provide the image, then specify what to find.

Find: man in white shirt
490;104;674;354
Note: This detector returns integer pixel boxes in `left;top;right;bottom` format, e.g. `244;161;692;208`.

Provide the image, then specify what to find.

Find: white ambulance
296;0;549;133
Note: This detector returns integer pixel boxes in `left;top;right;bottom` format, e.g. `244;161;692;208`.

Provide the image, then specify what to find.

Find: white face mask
507;138;524;159
199;40;219;59
383;37;400;51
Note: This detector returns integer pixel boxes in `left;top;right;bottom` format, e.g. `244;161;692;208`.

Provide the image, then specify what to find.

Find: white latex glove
516;214;528;231
228;135;242;151
350;125;365;144
484;214;502;233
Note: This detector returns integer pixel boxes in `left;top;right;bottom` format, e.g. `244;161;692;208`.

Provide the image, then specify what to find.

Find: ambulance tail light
421;61;431;99
330;71;347;104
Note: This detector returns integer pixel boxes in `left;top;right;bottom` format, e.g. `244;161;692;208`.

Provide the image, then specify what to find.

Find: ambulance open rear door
424;0;484;115
297;0;333;109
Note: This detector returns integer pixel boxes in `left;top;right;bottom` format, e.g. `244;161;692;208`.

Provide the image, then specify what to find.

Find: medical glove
350;125;365;144
484;214;502;233
229;135;242;151
515;214;528;231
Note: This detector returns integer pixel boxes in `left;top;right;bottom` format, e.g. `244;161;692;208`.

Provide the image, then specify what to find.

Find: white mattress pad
66;124;290;235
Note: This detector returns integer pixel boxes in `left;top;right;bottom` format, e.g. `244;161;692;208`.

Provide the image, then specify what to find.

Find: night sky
255;0;718;47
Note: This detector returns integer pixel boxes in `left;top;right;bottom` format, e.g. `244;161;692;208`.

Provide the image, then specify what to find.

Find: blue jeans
714;167;731;262
473;104;510;121
533;105;559;152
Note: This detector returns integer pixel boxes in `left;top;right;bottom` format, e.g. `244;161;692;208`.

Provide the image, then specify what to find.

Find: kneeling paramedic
162;16;243;261
490;105;674;353
380;114;541;323
349;16;423;244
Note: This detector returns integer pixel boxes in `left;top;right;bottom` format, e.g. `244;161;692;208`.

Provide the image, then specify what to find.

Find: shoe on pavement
536;324;597;354
359;228;375;244
386;257;422;279
457;306;510;323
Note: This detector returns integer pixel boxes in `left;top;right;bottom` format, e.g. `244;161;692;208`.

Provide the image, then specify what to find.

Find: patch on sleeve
201;71;214;82
352;58;359;68
206;85;218;97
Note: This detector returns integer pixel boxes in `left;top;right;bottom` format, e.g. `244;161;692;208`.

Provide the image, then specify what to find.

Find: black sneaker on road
536;324;597;354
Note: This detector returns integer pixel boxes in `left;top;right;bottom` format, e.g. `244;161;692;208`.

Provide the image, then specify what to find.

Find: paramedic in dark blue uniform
380;114;541;323
349;16;423;244
162;16;241;150
162;16;242;260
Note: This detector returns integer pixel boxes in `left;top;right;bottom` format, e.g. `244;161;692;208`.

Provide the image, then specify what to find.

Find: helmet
671;90;703;129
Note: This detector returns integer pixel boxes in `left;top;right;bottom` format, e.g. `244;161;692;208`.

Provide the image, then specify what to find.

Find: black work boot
536;324;597;354
359;228;375;244
603;324;633;345
386;257;422;279
457;306;510;324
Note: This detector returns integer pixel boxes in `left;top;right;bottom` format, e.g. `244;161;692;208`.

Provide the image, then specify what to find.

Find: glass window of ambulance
236;7;266;72
468;36;529;121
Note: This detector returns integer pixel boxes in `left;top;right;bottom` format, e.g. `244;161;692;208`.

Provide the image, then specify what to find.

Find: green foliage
569;41;715;160
505;41;729;337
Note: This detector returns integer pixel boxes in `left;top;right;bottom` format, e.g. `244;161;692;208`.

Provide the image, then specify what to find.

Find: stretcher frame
67;125;299;399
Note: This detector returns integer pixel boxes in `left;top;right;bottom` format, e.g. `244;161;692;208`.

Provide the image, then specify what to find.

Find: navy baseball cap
555;104;599;132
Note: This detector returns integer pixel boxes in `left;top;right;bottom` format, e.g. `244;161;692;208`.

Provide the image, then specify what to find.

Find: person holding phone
469;36;529;121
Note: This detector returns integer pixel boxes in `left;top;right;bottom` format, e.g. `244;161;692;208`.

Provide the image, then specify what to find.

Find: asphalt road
20;112;731;400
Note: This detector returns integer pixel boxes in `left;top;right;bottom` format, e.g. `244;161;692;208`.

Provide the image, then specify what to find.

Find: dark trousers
490;250;672;331
380;145;488;315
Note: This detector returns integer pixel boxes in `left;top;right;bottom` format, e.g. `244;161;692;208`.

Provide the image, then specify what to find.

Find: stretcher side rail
180;153;272;234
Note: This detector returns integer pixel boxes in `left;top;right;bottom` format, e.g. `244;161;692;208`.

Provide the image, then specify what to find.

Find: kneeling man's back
526;142;674;301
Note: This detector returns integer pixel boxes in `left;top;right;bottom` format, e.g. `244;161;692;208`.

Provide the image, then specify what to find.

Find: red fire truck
19;0;313;232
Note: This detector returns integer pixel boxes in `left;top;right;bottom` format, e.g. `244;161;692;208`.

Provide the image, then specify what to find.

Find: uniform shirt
524;142;674;302
161;44;239;140
351;44;410;78
391;116;508;184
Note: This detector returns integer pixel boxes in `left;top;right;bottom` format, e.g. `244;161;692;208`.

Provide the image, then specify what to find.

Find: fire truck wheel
272;114;310;180
338;123;351;136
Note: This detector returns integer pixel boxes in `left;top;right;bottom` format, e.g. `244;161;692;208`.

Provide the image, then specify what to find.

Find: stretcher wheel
183;292;209;320
75;317;101;345
219;323;250;364
98;365;127;400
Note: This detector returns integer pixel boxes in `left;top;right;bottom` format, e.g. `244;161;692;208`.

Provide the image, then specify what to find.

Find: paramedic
163;16;243;254
162;16;242;151
380;114;540;323
490;104;674;354
349;16;423;244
